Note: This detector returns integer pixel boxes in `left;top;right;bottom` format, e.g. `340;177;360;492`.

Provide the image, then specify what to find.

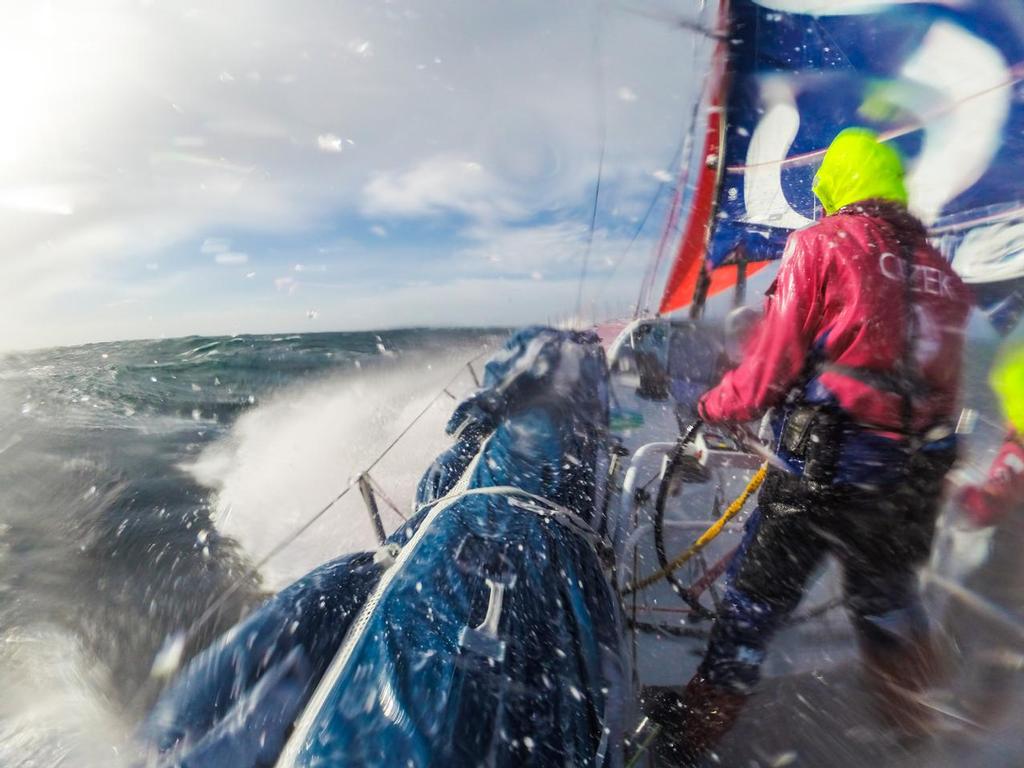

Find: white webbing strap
275;443;613;767
424;484;605;551
274;446;486;767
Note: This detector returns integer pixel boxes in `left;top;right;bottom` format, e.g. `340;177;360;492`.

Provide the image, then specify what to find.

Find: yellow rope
621;463;768;596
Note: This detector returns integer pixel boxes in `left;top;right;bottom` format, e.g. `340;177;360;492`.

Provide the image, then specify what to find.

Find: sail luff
657;1;731;316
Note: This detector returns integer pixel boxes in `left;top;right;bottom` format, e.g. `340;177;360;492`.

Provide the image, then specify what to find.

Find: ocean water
0;328;503;766
0;326;1015;766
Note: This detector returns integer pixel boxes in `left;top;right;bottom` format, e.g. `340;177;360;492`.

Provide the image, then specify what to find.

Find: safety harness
806;232;930;441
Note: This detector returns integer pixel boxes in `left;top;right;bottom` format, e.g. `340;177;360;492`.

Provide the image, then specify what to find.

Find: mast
657;0;730;319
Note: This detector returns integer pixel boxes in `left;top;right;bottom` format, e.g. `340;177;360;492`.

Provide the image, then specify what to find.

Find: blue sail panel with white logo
662;0;1024;326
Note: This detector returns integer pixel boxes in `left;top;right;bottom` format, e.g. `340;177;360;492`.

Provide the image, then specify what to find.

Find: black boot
643;676;748;766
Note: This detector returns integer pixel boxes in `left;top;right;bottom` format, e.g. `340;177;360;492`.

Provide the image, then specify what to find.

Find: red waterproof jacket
699;200;972;432
959;432;1024;527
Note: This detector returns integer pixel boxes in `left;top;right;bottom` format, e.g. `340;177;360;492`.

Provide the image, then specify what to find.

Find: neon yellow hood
992;343;1024;435
812;128;909;216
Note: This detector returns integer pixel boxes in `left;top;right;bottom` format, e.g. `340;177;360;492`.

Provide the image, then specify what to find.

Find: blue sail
664;0;1024;322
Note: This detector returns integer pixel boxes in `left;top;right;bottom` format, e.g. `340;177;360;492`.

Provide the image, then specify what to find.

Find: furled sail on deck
660;0;1024;330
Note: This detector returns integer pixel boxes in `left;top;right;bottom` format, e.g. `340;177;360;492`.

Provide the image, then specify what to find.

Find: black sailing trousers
698;462;948;692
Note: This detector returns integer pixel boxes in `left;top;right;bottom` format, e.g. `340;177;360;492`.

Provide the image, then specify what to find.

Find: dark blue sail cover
278;326;626;768
707;0;1024;322
139;553;385;767
139;327;627;768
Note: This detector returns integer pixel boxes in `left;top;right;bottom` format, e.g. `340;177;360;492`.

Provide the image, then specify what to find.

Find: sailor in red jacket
960;345;1024;529
959;432;1024;527
948;349;1024;727
651;128;973;764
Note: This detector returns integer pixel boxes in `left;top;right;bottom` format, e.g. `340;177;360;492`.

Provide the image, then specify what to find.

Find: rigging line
575;0;609;323
367;473;408;521
613;3;725;39
180;348;491;647
809;14;855;73
589;137;686;308
930;201;1024;235
635;32;709;316
637;156;686;318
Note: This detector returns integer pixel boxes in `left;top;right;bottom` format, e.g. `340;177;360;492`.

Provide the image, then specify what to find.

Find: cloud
363;155;526;221
316;133;345;153
214;252;249;265
456;222;593;275
452;219;653;286
203;237;248;264
0;186;75;216
0;0;703;350
200;238;231;255
274;276;297;295
346;38;373;58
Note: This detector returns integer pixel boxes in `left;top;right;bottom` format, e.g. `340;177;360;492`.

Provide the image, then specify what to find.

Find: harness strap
895;238;920;439
806;237;925;444
817;362;930;398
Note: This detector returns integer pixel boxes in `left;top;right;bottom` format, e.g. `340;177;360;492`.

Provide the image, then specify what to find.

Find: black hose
652;418;715;619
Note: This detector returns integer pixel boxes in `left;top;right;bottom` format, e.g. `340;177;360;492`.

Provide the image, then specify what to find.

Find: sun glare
0;3;131;181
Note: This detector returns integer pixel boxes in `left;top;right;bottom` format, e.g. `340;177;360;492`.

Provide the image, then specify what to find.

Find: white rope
421;484;606;551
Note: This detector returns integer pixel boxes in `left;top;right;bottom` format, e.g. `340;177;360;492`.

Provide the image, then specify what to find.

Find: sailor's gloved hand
696;394;714;423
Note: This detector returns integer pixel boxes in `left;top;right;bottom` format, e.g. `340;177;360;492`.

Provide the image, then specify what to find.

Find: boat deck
703;662;1012;768
602;341;1015;766
607;362;850;694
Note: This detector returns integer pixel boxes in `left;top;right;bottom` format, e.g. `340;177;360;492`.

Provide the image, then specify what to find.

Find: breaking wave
186;349;487;590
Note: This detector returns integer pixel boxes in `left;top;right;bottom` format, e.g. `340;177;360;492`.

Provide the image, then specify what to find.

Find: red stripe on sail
706;260;770;299
657;106;722;314
658;3;730;316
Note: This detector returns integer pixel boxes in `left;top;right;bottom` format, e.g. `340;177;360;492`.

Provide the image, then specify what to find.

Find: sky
0;0;712;351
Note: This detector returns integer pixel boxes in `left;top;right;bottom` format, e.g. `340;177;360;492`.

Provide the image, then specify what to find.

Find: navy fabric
414;420;487;508
445;325;609;447
700;586;777;693
289;327;627;768
139;327;627;768
138;552;384;767
770;385;958;488
702;492;937;692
